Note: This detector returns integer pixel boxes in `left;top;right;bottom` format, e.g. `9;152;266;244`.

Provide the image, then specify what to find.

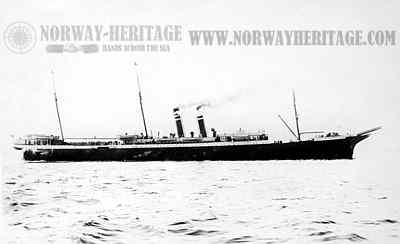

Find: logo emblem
3;22;36;54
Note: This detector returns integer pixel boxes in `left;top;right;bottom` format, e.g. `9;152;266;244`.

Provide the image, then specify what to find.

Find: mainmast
293;90;301;141
51;70;65;141
134;63;148;138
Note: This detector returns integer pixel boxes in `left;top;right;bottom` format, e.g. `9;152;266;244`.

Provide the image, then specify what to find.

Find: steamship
13;68;380;162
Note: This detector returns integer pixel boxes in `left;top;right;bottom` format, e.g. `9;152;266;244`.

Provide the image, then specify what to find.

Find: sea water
2;152;399;243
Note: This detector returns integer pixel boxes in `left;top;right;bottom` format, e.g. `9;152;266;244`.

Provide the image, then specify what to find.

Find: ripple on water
378;219;398;224
73;198;100;205
225;235;254;243
312;220;336;224
168;228;190;233
9;222;23;226
83;220;123;233
79;219;124;244
78;237;97;244
9;201;37;208
167;220;220;237
82;233;105;241
169;221;190;226
320;233;367;242
309;231;333;236
168;221;192;233
191;217;218;222
360;219;398;225
185;229;219;236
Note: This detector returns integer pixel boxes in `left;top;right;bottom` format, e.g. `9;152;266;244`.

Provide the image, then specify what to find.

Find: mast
292;90;301;141
134;63;148;138
51;70;65;141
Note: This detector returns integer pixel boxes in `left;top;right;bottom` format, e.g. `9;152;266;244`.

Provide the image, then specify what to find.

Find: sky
1;0;400;158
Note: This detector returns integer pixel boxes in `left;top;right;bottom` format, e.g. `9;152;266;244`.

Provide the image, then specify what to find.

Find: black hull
22;135;369;162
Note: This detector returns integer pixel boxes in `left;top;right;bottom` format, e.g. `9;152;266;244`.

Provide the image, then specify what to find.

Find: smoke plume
177;91;244;111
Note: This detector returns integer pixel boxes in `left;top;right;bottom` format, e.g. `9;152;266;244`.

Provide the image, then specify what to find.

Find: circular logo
3;21;36;54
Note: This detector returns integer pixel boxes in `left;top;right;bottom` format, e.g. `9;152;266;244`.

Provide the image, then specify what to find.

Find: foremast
51;70;64;141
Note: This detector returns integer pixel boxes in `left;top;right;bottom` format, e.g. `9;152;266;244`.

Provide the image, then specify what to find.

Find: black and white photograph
1;0;399;243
